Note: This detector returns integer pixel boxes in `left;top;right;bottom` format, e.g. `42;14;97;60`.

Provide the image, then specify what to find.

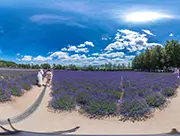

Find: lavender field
0;70;37;102
50;71;180;121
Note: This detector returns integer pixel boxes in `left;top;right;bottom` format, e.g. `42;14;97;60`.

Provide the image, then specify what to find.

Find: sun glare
124;11;173;23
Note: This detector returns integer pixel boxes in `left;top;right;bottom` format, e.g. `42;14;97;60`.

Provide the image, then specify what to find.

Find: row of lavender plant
0;71;37;102
49;71;180;121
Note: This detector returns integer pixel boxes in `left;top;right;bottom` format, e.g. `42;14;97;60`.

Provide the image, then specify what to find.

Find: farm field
0;70;37;102
0;70;180;134
50;71;180;121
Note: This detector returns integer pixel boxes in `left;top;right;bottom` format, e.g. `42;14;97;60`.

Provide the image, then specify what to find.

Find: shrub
50;92;76;111
0;87;11;102
136;89;148;97
84;95;117;116
7;82;23;96
119;97;151;121
10;87;22;96
161;87;176;97
146;92;166;108
151;84;161;91
108;91;121;99
21;83;32;91
76;90;92;105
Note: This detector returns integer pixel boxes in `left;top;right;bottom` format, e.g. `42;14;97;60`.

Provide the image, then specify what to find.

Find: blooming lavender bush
49;70;180;121
50;92;76;111
0;70;37;101
84;95;117;116
119;97;151;122
146;92;166;108
75;89;92;105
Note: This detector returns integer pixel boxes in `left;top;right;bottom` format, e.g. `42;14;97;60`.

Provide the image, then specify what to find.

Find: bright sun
124;11;173;23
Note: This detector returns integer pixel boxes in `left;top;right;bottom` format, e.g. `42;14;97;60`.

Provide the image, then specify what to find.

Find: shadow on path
0;118;80;136
0;85;47;125
0;120;179;136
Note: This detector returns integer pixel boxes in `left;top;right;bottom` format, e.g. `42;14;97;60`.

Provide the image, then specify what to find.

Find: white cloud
78;41;94;47
142;29;155;36
17;29;162;66
75;48;89;53
29;14;86;28
84;41;94;47
33;55;52;61
92;53;99;56
61;47;67;51
50;51;69;59
67;45;77;51
29;14;67;22
115;33;121;40
64;45;89;53
105;41;128;51
105;29;162;53
101;37;108;40
125;55;135;60
78;44;85;48
101;36;111;41
99;52;125;58
146;43;163;48
136;51;141;55
21;55;32;61
169;33;174;37
16;53;20;56
47;52;53;55
70;54;87;60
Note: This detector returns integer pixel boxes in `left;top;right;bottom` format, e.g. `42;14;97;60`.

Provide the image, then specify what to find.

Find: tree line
0;60;132;71
132;40;180;72
52;63;132;71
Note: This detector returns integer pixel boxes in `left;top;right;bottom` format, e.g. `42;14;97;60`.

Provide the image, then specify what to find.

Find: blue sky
0;0;180;66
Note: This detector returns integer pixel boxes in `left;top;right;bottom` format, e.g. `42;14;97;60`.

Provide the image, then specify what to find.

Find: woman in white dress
37;69;44;87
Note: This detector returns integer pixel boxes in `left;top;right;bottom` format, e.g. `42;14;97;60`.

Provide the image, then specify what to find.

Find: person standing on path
37;69;44;87
45;69;53;87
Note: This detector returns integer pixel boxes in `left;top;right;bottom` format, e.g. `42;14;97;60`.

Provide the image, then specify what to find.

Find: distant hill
0;60;17;67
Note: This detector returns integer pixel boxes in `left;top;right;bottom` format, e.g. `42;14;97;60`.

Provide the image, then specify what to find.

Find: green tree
40;63;51;69
113;64;117;71
164;40;180;67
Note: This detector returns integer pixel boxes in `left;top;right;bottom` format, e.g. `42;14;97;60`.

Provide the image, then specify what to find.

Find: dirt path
0;86;47;125
0;86;42;118
1;87;180;134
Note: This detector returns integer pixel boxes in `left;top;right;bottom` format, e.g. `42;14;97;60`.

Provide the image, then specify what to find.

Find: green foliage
51;94;76;111
40;63;51;69
146;92;166;108
11;87;21;96
119;98;151;120
132;40;180;71
76;91;92;105
22;83;32;91
0;60;17;68
161;87;175;97
0;89;11;102
85;97;117;116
